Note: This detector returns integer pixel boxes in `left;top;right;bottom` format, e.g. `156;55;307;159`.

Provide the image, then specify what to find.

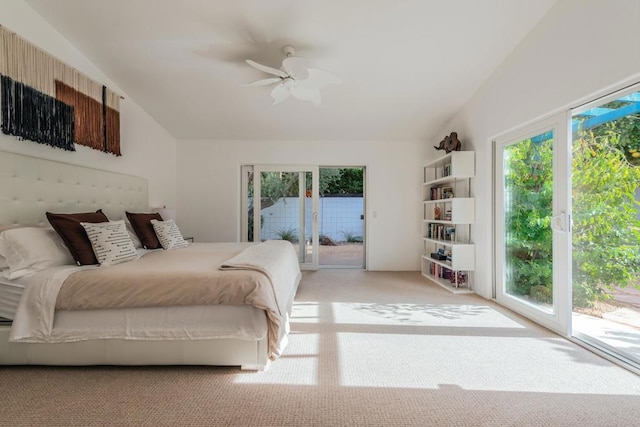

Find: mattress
52;304;268;342
0;276;28;320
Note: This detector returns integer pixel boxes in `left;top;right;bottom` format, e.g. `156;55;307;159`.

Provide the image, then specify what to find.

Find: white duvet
9;242;301;360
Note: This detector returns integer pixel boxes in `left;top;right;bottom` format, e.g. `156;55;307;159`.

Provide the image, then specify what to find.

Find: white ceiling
25;0;558;141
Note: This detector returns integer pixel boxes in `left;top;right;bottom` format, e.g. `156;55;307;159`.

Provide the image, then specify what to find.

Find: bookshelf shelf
421;150;475;293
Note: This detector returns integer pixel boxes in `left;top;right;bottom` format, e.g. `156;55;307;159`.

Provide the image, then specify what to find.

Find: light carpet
2;270;640;426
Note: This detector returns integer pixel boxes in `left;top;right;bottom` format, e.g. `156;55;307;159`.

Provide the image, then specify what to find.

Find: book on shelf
427;224;457;241
429;263;452;280
430;186;454;201
428;263;469;287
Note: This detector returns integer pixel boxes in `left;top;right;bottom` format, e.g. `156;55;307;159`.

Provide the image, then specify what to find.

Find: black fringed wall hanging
1;75;75;151
0;25;122;155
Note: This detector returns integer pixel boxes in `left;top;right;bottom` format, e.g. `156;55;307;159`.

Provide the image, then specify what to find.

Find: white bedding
9;242;301;361
0;248;154;320
53;304;267;342
0;276;27;320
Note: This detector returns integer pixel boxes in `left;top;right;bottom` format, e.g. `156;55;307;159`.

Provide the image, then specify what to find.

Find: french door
494;113;571;334
242;165;319;270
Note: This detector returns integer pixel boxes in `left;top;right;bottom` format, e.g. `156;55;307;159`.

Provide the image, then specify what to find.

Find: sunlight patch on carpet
233;333;320;386
290;302;321;324
331;302;525;328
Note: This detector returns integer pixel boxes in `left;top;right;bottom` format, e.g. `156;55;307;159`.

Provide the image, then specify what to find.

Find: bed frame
0;151;270;370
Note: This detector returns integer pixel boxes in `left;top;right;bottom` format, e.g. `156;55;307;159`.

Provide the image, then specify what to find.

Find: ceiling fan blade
290;86;322;106
241;77;282;87
271;84;291;105
297;68;341;90
246;59;288;78
282;57;310;80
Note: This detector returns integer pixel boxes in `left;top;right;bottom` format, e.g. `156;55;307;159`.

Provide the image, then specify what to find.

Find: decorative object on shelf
431;251;447;261
0;25;121;155
433;206;441;220
434;131;462;153
449;271;467;286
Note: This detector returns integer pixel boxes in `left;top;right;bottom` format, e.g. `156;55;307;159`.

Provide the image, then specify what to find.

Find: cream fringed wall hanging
0;25;121;155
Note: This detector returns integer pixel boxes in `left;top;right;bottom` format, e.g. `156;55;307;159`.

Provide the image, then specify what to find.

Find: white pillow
151;219;188;250
0;227;75;280
81;220;140;266
0;255;8;270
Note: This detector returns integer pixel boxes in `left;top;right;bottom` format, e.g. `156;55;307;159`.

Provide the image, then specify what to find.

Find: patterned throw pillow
81;220;140;266
150;219;188;250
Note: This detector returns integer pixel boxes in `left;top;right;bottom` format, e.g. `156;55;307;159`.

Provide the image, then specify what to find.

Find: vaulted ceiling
25;0;558;141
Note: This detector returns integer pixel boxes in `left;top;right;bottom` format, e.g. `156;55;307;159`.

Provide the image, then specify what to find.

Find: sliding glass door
243;165;319;270
494;114;571;333
570;86;640;367
494;83;640;369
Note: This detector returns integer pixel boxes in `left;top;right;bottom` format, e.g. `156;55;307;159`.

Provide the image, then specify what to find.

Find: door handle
551;213;571;232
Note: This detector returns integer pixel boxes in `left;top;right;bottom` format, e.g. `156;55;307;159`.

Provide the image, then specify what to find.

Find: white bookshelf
423;198;475;224
421;150;475;294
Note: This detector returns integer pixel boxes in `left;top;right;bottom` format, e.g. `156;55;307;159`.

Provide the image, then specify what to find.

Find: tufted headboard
0;151;148;226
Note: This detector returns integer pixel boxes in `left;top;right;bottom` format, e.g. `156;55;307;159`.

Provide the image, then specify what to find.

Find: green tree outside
504;113;640;307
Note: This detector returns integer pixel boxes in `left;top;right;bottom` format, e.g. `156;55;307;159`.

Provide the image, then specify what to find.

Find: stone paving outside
318;243;364;266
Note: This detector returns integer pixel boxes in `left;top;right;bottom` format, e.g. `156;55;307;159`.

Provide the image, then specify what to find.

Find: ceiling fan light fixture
242;45;340;105
282;45;296;57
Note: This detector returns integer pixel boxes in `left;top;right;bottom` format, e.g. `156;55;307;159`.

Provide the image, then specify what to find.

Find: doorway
241;165;366;269
318;167;365;269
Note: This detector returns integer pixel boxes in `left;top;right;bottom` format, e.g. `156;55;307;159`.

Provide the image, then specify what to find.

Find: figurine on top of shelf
433;131;462;153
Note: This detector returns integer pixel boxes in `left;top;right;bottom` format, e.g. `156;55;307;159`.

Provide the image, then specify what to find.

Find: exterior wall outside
0;0;177;209
431;0;640;298
260;196;364;242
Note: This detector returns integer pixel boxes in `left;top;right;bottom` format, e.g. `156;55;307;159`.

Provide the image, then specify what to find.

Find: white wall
433;0;640;298
0;0;177;209
177;139;425;271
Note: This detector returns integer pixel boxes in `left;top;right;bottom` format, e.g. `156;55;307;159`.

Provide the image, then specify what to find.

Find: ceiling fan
242;45;340;105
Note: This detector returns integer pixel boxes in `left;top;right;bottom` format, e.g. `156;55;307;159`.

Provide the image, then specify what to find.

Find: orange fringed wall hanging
0;25;121;155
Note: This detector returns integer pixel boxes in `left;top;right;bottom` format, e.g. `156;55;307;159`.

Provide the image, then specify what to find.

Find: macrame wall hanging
0;25;121;155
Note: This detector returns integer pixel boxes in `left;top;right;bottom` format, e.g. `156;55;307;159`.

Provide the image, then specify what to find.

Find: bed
0;151;301;370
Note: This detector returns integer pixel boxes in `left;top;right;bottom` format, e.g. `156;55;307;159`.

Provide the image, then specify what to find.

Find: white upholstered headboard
0;151;148;225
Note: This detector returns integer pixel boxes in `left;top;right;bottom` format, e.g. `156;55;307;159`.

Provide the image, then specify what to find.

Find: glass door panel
253;166;318;269
571;87;640;367
495;114;570;333
503;132;554;311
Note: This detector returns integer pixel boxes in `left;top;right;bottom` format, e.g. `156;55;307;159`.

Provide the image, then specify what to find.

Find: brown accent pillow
126;211;163;249
46;209;109;265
